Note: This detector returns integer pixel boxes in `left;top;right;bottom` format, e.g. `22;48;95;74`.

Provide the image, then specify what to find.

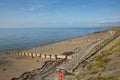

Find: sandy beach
22;30;112;55
0;55;49;80
0;29;115;80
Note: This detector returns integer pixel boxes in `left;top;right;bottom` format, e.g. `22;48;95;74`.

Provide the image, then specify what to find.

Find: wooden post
31;54;34;58
50;54;51;59
55;55;57;59
45;54;46;58
40;54;41;57
65;55;67;59
28;53;30;56
24;53;26;56
18;52;20;55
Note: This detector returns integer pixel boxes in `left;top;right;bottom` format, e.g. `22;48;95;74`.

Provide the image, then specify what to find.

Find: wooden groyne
69;39;99;42
7;52;72;60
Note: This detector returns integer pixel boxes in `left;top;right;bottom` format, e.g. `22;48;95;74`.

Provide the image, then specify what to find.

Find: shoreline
0;28;108;56
0;28;114;80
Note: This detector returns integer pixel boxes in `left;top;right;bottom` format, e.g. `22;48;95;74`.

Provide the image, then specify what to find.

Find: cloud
99;20;120;23
28;4;44;11
24;0;58;11
86;20;120;27
20;4;44;11
22;0;57;11
98;20;120;26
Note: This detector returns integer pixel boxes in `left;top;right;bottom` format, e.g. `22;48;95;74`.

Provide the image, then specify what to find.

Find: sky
0;0;120;28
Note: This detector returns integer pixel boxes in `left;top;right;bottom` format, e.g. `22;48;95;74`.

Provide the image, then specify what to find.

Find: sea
0;27;108;55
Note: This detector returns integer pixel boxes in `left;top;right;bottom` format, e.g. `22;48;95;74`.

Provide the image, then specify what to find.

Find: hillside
74;28;120;80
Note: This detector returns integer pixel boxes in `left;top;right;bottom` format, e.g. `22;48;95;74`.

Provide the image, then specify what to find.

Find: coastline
0;28;114;80
0;27;107;56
